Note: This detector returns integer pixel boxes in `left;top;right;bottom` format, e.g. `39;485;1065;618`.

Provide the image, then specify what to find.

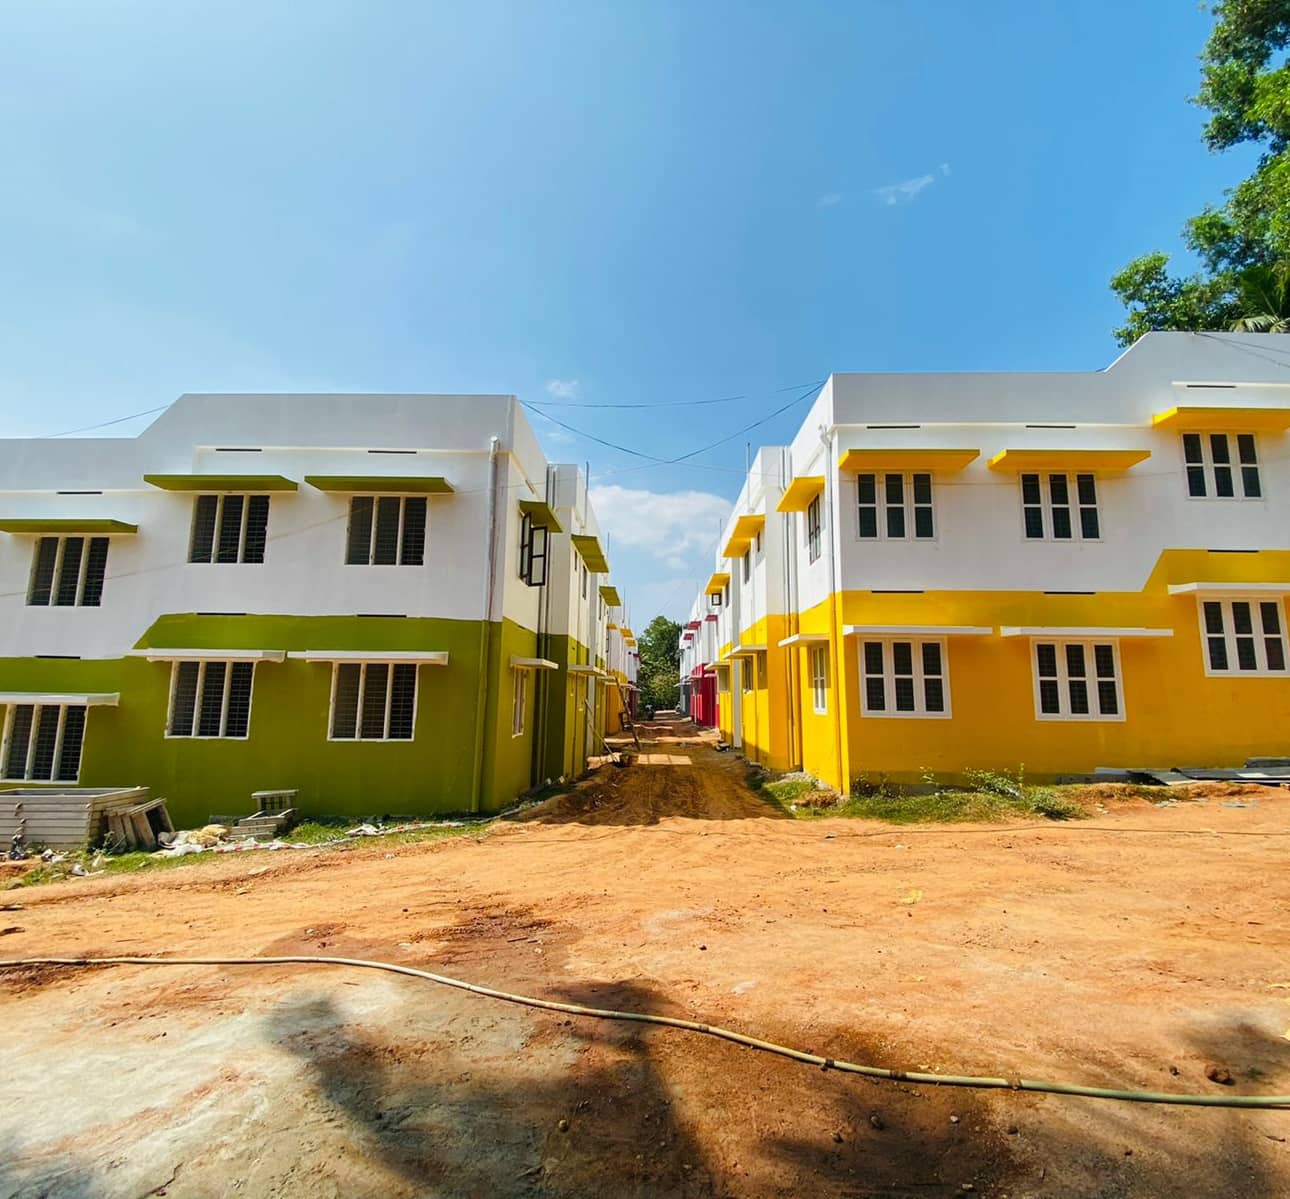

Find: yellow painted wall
765;549;1290;793
735;615;795;770
840;549;1290;786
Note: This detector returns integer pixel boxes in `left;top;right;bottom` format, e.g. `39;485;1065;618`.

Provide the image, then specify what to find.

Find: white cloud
544;378;579;399
589;484;731;561
875;173;936;206
817;191;843;208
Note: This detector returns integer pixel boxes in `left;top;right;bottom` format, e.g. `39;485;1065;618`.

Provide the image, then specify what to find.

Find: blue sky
0;2;1253;620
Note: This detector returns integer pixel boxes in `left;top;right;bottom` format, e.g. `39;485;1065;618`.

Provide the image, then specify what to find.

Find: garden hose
4;954;1289;1110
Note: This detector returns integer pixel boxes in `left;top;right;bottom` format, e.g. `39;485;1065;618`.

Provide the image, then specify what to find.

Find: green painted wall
0;613;542;828
535;634;593;782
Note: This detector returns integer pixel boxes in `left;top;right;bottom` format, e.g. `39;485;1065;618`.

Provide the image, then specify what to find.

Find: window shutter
197;662;227;736
331;664;362;737
372;498;401;565
225;662;254;737
28;538;59;605
388;664;417;738
214;496;243;563
347;498;374;565
190;495;218;563
56;707;86;781
170;662;201;735
243;496;270;563
4;706;34;778
82;538;110;606
54;538;84;606
400;497;427;566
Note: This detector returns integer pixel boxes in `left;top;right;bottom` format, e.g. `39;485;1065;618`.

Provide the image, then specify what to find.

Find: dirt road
2;717;1288;1197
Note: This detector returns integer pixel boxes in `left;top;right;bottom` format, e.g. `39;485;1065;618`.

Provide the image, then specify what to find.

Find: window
27;536;109;607
519;512;549;587
1183;433;1261;499
755;529;763;555
1;703;86;781
810;646;828;714
1020;473;1099;540
190;495;271;563
1033;641;1122;720
861;639;949;717
167;661;255;738
807;496;822;562
511;668;527;736
709;591;722;608
344;496;426;566
1199;598;1288;675
857;473;934;539
330;662;417;740
741;659;753;693
580;560;588;600
742;549;751;584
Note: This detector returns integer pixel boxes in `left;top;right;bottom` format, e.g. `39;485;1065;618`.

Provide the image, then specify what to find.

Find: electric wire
3;954;1287;1109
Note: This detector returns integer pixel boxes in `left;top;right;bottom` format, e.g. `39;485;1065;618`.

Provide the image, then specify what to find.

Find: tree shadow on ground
264;979;1290;1198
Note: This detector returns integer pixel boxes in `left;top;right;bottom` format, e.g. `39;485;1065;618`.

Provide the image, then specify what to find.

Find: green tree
636;615;683;712
1111;1;1290;344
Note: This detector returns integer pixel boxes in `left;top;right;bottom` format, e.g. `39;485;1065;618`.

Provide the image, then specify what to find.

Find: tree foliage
1111;1;1290;344
636;615;682;712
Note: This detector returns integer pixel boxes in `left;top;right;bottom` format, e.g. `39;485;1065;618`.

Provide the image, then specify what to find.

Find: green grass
791;786;1083;824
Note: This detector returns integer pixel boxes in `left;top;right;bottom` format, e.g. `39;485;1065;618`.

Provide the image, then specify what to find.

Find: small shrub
1028;789;1082;820
962;768;1023;798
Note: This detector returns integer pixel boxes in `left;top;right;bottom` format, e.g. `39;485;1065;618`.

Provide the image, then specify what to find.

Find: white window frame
344;496;427;566
809;646;828;714
1031;639;1125;722
165;660;256;740
0;703;86;783
1197;597;1289;677
859;637;951;719
327;662;420;741
1019;473;1100;542
856;472;935;541
190;494;271;564
1182;432;1263;501
511;667;527;736
27;535;110;607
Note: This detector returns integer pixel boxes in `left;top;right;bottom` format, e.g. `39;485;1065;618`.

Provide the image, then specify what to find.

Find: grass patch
764;766;1087;825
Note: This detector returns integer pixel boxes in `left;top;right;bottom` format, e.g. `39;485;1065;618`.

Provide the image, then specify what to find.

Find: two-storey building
691;333;1290;791
0;393;623;825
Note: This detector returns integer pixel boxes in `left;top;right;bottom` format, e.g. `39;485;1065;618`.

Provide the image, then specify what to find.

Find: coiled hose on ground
4;954;1289;1110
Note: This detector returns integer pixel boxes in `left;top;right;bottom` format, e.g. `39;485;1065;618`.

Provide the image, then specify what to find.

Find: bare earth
2;717;1288;1198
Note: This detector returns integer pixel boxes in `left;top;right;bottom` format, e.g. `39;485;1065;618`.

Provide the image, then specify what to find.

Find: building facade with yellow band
678;333;1290;792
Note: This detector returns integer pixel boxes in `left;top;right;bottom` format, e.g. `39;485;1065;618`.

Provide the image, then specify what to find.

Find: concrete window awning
0;691;120;707
1168;582;1290;596
0;519;138;535
306;475;455;495
844;625;993;637
729;644;768;656
705;572;731;595
572;534;609;573
838;449;979;472
287;650;450;665
998;627;1173;639
130;648;287;663
777;633;830;648
509;656;559;671
144;474;299;491
988;449;1150;472
776;476;825;513
599;584;622;606
568;665;609;678
1153;405;1290;432
518;499;563;531
721;514;766;558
